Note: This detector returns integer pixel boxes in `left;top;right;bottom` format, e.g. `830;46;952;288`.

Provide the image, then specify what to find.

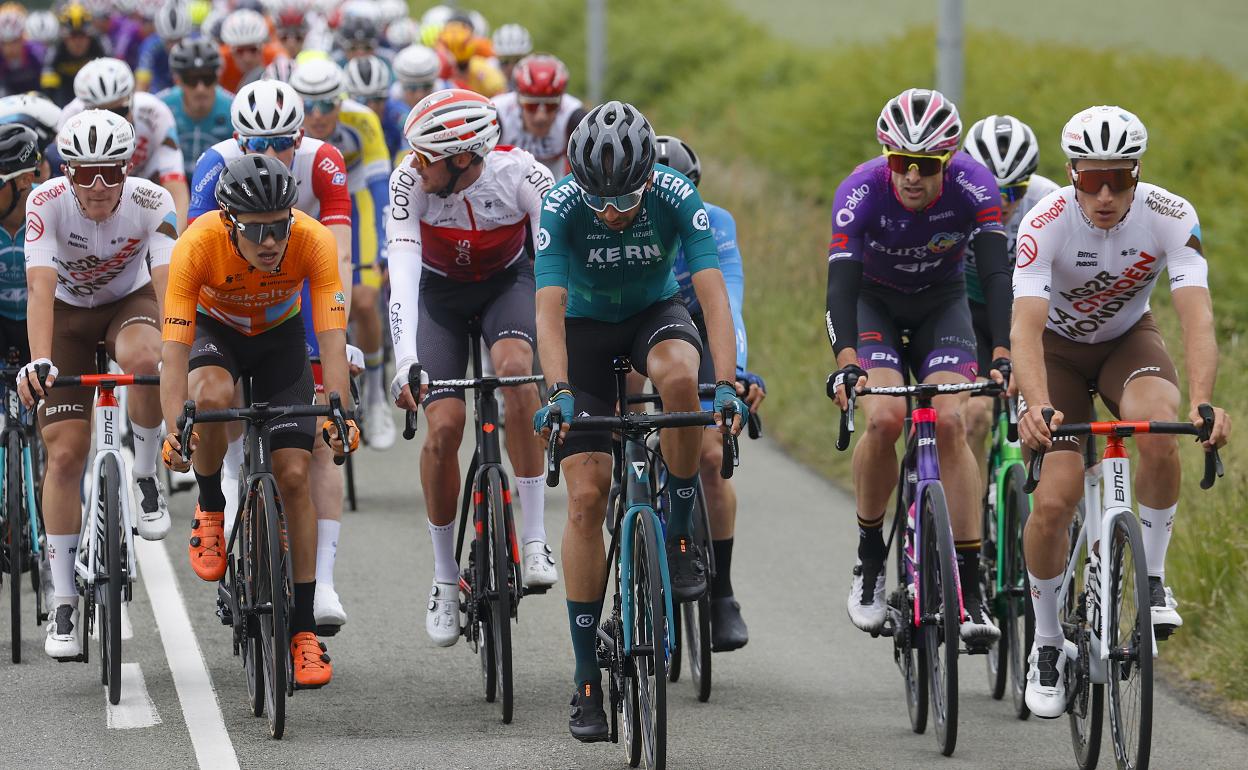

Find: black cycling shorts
968;299;994;378
690;312;718;411
855;280;978;381
563;298;702;457
417;261;536;405
189;312;316;452
0;315;30;366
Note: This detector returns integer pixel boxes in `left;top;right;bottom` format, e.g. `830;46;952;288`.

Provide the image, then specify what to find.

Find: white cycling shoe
1149;577;1183;633
314;584;348;629
426;581;461;647
847;558;888;633
364;402;397;450
134;476;171;541
521;540;558;589
1025;639;1078;719
44;603;81;660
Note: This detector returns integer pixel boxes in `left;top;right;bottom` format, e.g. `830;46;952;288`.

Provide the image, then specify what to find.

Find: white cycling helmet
155;1;192;41
57;109;136;163
289;58;344;100
467;10;489;37
0;92;63;146
491;24;531;58
963;115;1039;186
876;87;962;154
404;88;499;161
262;56;296;83
113;0;140;15
231;79;304;136
393;44;441;84
385;18;419;49
24;11;60;45
0;10;24;43
378;0;407;26
1061;105;1147;161
420;5;453;29
344;55;392;100
74;58;136;108
220;8;269;47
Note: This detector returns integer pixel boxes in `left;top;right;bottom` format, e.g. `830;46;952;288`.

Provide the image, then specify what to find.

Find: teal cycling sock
567;598;604;686
666;473;699;538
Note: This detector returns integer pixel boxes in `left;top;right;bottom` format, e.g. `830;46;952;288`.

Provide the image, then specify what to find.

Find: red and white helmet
404;88;499;161
876;88;962;154
513;54;568;98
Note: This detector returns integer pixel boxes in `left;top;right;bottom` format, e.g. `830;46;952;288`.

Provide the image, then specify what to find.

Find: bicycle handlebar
624;382;763;439
830;373;1003;451
400;363;544;441
177;391;355;466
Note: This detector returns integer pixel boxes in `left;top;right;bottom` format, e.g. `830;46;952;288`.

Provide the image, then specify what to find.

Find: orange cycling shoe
291;631;333;688
188;507;226;581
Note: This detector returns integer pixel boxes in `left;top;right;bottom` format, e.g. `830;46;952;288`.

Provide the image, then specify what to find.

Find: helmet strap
435;154;481;198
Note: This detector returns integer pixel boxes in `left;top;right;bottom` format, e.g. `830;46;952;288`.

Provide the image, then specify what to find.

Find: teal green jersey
535;164;720;322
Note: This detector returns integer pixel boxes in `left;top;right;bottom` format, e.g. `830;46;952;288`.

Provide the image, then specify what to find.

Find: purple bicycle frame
903;406;965;629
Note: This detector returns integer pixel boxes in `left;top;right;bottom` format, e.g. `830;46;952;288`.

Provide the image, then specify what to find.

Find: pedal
522;584;550;596
316;623;341;637
1153;623;1176;642
216;598;233;626
963;643;992;655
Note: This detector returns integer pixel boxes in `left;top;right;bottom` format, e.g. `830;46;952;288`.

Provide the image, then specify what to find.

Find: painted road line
134;538;240;770
106;662;162;729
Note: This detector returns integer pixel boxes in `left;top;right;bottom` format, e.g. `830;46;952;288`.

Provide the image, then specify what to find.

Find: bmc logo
44;404;85;415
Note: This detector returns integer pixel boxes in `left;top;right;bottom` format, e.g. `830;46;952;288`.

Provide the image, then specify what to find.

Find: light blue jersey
673;202;747;372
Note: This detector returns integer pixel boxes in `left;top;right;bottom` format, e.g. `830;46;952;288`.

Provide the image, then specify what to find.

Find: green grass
470;0;1248;705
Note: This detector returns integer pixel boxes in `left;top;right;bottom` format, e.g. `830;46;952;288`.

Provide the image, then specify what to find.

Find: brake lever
545;406;562;487
176;400;196;464
1196;403;1224;490
1007;396;1020;444
1023;407;1055;494
403;363;422;441
720;404;739;479
834;372;859;452
328;392;349;466
747;410;762;440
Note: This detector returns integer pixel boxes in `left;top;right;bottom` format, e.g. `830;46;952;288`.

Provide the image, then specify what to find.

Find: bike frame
75;378;138;601
0;378;41;556
615;427;677;655
988;400;1025;596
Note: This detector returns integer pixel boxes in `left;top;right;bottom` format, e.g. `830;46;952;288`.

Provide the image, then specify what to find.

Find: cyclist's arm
160;238;205;430
1010;296;1051;408
972;229;1012;358
159;339;191;436
25;268;56;362
310;143;353;308
330;224;352;314
384;163;426;369
711;208;748;372
1173;287;1217;405
690;268;737;384
24;189;62;363
825;257;863;369
535;286;568;386
305;219;352;407
162;177;189;233
147;189;178;316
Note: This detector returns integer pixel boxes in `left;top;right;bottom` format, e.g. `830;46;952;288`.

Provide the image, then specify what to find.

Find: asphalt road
2;407;1246;769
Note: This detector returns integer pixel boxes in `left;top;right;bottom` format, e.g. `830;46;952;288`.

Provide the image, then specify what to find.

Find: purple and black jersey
827;152;1004;294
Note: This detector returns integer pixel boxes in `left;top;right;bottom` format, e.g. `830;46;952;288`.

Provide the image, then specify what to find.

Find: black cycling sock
857;514;886;562
567;598;604;687
292;581;317;634
666;473;699;538
956;541;981;598
711;538;734;599
195;469;226;512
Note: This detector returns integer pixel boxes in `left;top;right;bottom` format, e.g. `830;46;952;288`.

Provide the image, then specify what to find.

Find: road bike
401;320;545;725
1024;405;1223;770
180;381;353;739
546;356;738;770
0;353;46;663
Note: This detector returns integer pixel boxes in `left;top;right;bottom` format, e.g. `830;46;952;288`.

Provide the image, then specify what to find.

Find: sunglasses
104;102;131;118
240;135;298;153
232;45;260;56
403;81;435;93
1000;180;1029;204
304;99;339;115
883;150;951;177
230;213;294;244
1071;165;1138;194
68;163;126;188
581;185;646;213
410;151;435;170
278;32;304;42
178;71;216;88
519;98;560;114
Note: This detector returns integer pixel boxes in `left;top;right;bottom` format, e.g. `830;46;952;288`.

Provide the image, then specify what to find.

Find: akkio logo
575;614;594;628
675;488;695;499
631;461;646;480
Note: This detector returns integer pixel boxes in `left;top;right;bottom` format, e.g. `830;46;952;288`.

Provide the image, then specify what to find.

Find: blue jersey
136;34;174;94
673;202;747;372
382;96;408;162
0;221;26;321
161;86;235;177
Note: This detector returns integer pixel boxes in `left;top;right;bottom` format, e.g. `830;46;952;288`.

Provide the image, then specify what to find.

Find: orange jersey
163;209;347;346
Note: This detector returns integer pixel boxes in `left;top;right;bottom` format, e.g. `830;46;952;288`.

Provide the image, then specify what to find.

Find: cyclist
24;11;62;52
533;101;748;740
0;92;60;180
436;16;503;98
289;58;395;448
218;8;280;93
960;115;1059;487
0;124;40;363
492;54;585;181
161;39;234;178
0;9;42;97
135;0;192;94
388;89;557;645
386;44;443;161
343;54;393;126
159;153;356;688
825;88;1011;645
275;4;308;60
40;3;109;107
18;110;177;660
1012;105;1230;717
55;57;190;231
384;17;419;51
490;23;531;85
107;0;146;69
334;14;388;65
652;133;763;651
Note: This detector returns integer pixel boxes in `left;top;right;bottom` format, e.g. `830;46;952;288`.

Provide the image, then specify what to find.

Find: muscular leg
420;398;466;528
114;324;164;478
491;338;543;476
927;372;979;544
41;421;92;537
700;433;736;541
1118;376;1181;579
964;381;995;501
274;448;316;583
562;452;612;685
647;339;702;479
851;366;905;525
1023;453;1084;643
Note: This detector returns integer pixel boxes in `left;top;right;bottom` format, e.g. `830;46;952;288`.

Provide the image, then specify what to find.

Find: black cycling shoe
710;596;749;652
666;536;707;602
569;682;609;742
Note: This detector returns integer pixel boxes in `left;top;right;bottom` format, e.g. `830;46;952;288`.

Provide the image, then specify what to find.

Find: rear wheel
685;487;712;702
256;479;288;739
7;431;23;662
922;483;959;757
241;488;264;718
1106;514;1153;770
1002;464;1035;719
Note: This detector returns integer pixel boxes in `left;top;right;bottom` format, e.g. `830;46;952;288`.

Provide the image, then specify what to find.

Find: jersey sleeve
827;169;872;265
22;182;62;270
311;144;352;227
187;149;225;222
515;152;556;250
303;221;349;334
1151;191;1209;292
674;183;719;274
709;206;748;371
142;185;179;267
956;157;1005;236
149;101;185;181
534;184;576;291
162;233;206;344
384;163;426;365
1011;191;1065;300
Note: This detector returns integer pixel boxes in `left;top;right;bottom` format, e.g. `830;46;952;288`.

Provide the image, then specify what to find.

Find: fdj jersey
536;165;720;322
329;101;391;284
965;173;1060;304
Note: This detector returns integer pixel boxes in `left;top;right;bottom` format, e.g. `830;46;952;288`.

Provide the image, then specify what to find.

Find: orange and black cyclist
159;154;358;688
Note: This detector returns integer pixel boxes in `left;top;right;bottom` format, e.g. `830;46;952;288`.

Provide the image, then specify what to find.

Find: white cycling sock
1138;503;1176;580
1028;572;1064;647
429;520;458;584
316;519;340;588
130;422;163;478
224;435;244;478
515;475;547;544
47;534;81;604
364;349;384;406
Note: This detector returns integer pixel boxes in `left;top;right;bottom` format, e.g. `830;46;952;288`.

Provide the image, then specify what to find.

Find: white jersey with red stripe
385;145;554;365
492;91;585;180
59;93;185;184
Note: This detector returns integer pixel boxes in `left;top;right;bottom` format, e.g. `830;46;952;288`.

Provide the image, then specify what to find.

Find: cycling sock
364;348;384;405
857;513;886;562
1028;571;1064;645
428;520;459;584
195;469;226;512
567;598;604;686
515;475;547;544
1138;503;1176;580
292;581;316;634
711;538;735;599
47;534;80;603
315;519;340;588
223;436;244;478
956;540;981;597
665;472;699;538
130;422;162;478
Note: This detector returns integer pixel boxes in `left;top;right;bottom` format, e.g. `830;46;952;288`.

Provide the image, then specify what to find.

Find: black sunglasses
230;213;294;244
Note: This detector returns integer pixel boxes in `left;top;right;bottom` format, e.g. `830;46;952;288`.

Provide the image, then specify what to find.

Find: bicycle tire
477;505;497;704
7;430;22;662
686;486;712;702
897;493;929;735
241;486;265;718
488;471;514;724
921;483;959;757
1001;464;1034;719
1106;514;1152;770
256;478;288;739
983;461;1006;700
100;454;123;705
1068;503;1103;770
27;439;46;625
668;597;682;683
629;510;667;770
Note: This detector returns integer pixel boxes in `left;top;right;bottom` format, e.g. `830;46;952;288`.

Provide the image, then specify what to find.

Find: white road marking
134;538;240;770
106;662;162;729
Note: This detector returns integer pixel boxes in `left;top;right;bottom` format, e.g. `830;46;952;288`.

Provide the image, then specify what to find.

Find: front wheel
256;478;288;739
7;430;23;662
627;511;667;770
487;472;514;724
921;483;959;757
1105;513;1153;770
100;455;123;704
